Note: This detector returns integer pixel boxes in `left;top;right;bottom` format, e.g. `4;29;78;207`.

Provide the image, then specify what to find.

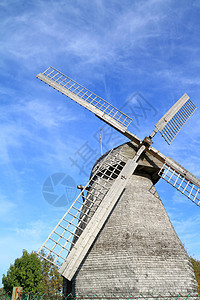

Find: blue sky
1;0;200;285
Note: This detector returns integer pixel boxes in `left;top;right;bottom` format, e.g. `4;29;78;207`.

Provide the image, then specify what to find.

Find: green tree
0;287;6;295
39;250;62;295
2;250;43;294
2;250;63;295
191;257;200;294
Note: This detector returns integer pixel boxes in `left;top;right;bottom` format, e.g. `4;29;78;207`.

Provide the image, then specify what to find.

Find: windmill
36;67;199;297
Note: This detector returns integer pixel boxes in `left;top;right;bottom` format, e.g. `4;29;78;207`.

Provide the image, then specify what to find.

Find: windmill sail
60;145;145;280
159;157;200;206
38;145;145;280
36;67;141;145
150;93;196;144
37;149;126;266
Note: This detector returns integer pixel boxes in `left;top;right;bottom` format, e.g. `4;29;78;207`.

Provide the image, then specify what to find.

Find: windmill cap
91;141;163;185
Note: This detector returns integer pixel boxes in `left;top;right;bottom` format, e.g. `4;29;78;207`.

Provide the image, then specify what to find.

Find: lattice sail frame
36;67;132;133
37;149;127;267
153;93;197;144
159;158;200;206
160;99;196;144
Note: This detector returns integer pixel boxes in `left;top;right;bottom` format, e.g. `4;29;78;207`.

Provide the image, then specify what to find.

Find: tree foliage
191;257;200;294
0;287;6;295
2;250;43;293
2;250;63;295
39;250;62;295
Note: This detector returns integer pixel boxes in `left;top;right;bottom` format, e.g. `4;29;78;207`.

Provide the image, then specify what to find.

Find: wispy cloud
0;196;17;219
172;214;200;258
0;219;55;276
0;0;181;71
0;97;79;163
15;98;77;128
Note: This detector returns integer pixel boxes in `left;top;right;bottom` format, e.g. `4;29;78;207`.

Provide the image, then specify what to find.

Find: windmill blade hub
142;136;153;147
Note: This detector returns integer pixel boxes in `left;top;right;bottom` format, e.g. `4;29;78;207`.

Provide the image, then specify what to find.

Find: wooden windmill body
36;67;199;296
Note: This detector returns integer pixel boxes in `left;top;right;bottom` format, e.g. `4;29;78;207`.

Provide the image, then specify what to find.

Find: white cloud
0;219;54;280
0;122;29;164
17;99;77;128
0;196;17;218
0;96;81;169
0;0;177;69
172;214;200;258
14;219;52;242
155;69;200;87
